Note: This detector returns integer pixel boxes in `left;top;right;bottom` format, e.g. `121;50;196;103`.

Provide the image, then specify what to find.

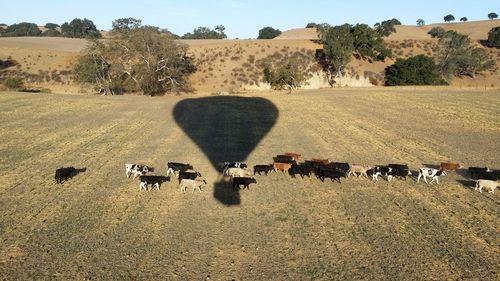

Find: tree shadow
173;96;279;206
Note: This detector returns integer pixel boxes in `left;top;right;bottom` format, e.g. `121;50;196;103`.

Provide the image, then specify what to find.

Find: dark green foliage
2;77;25;89
111;18;142;32
306;23;318;28
374;18;401;37
317;24;354;85
44;23;60;29
0;22;41;37
61;18;101;39
42;29;61;37
488;12;498;20
182;25;226;39
160;28;180;39
486;27;500;48
428;27;446;38
263;59;304;91
444;14;455;22
460;17;468;22
385;55;447;86
258;27;281;39
351;24;392;60
417;19;425;26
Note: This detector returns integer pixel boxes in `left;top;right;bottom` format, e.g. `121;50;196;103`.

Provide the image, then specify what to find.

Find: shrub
485;27;500;48
42;29;61;37
428;27;446;38
3;77;24;89
61;18;101;39
385;55;447;86
263;59;304;92
0;22;41;37
257;27;282;39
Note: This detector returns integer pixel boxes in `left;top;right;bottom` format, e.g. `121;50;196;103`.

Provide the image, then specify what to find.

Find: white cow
417;168;446;184
475;180;499;194
125;163;151;179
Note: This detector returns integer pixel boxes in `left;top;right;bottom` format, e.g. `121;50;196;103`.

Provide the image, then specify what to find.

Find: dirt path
0;88;499;280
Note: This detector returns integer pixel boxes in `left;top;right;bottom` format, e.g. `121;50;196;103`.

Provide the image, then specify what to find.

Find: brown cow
310;158;330;165
284;152;301;161
440;162;462;172
273;162;292;173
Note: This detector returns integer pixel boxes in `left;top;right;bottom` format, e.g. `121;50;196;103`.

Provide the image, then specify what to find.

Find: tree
317;24;354;85
428;27;446;38
61;18;101;39
0;22;41;37
263;59;304;92
42;29;61;37
444;14;455;22
460;17;468;22
351;24;392;60
182;25;226;39
437;30;495;78
74;27;196;95
417;19;425;26
44;23;60;29
160;28;180;38
485;27;500;48
385;55;447;86
306;23;317;28
488;13;498;20
111;17;142;32
258;26;281;39
374;18;401;37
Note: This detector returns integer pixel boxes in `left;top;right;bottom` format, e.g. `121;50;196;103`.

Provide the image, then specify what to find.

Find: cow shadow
173;96;279;206
456;179;475;190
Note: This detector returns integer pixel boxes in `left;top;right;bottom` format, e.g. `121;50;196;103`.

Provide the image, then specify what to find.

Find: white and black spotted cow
222;162;248;175
125;163;153;179
417;168;446;184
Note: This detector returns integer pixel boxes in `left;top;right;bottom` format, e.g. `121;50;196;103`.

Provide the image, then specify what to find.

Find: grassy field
0;88;499;280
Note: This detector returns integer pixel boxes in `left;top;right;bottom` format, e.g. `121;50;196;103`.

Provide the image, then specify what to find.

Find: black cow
232;177;257;190
289;164;315;178
477;170;500;181
327;162;350;173
178;171;205;184
139;175;170;191
253;164;274;175
273;155;297;165
167;162;194;176
318;169;346;183
223;162;248;169
388;164;412;181
467;167;490;179
55;167;76;184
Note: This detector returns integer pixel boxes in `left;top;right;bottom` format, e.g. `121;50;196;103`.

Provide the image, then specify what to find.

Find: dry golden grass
0;88;499;280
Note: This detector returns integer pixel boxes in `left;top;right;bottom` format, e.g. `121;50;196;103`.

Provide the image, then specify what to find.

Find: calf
180;178;205;193
475;180;499;194
318;168;345;183
253;164;275;176
273;162;292;173
138;175;170;191
55;167;76;184
222;162;248;174
166;162;193;177
371;166;392;182
348;164;372;178
467;167;490;179
417;168;446;184
125;163;152;179
289;164;315;178
232;177;257;190
178;171;205;184
440;162;462;172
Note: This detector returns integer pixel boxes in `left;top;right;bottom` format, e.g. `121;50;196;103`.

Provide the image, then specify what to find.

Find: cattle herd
55;152;500;194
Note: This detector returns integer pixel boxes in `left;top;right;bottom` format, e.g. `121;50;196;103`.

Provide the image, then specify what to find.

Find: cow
232;177;257;190
289;164;316;178
273;162;292;173
475;180;499;194
326;162;350;174
180;178;205;193
273;155;297;165
138;175;170;191
318;168;345;183
371;166;392;182
476;170;500;181
417;168;446;184
166;162;194;177
387;164;412;181
222;162;248;174
348;164;372;178
55;167;76;184
253;164;275;176
467;167;490;179
225;167;251;178
439;162;462;172
284;152;301;161
125;163;152;179
178;171;205;184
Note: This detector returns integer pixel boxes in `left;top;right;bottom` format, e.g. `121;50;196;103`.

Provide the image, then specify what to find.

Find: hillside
0;19;499;94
